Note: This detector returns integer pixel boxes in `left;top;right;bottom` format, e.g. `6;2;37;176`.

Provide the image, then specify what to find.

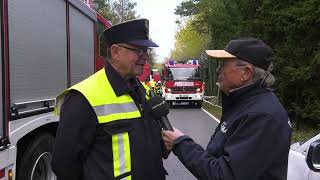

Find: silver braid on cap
253;62;275;88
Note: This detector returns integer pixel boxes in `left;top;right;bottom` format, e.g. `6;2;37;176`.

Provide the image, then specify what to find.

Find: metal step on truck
0;0;111;179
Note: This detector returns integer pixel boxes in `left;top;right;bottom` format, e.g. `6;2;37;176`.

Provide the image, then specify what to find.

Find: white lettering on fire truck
174;82;194;86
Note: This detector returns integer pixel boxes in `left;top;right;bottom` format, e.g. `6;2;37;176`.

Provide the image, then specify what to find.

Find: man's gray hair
236;59;275;88
252;62;275;88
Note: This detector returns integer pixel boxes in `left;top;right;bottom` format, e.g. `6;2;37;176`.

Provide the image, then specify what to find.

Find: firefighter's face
216;59;252;94
111;43;150;80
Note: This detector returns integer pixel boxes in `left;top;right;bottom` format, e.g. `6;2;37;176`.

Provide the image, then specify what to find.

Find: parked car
287;133;320;180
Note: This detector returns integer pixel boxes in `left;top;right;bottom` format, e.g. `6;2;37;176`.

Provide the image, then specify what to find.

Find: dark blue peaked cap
104;18;158;47
206;37;273;70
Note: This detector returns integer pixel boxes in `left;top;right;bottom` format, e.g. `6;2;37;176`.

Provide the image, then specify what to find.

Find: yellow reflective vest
55;68;150;179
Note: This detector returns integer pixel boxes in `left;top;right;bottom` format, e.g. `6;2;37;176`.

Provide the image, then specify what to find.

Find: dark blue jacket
173;81;292;180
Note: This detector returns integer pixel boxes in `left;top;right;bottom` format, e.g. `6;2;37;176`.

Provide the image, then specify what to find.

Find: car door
287;134;320;180
306;138;320;180
308;171;320;180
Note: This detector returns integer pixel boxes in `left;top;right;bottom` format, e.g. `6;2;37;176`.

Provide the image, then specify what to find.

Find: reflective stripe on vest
112;132;131;179
93;102;140;123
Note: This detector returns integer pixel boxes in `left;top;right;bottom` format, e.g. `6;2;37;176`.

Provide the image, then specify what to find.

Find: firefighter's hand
162;127;184;151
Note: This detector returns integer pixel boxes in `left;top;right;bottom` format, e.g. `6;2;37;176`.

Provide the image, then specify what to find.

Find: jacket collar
222;80;268;109
104;60;140;97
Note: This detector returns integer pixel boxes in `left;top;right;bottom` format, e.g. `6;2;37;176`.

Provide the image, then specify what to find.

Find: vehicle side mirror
306;139;320;172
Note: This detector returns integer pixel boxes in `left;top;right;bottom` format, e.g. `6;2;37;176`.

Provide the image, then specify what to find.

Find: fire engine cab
162;60;204;107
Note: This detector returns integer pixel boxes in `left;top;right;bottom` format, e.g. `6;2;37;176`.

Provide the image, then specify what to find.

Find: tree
170;18;210;62
94;0;158;69
175;0;247;49
174;0;320;127
94;0;138;24
256;0;320;127
148;48;157;66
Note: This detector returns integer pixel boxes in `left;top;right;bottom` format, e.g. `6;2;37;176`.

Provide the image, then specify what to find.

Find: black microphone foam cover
149;96;169;119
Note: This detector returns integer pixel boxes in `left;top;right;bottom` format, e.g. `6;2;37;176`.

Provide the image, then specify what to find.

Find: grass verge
291;123;320;143
202;101;222;120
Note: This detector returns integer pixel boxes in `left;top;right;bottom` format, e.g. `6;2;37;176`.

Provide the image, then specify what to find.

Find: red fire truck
162;60;204;108
0;0;111;179
138;64;161;82
138;63;151;82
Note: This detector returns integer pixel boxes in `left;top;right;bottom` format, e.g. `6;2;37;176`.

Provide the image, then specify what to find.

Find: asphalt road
163;104;219;180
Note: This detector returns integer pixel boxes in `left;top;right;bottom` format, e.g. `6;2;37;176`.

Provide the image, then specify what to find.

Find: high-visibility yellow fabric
150;80;156;87
112;132;131;178
112;134;120;176
55;69;142;123
55;68;151;179
142;82;151;100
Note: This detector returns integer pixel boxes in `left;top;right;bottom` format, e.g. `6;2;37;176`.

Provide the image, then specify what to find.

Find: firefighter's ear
110;44;120;62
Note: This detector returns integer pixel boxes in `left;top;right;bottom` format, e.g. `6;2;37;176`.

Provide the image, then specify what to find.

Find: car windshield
166;67;200;80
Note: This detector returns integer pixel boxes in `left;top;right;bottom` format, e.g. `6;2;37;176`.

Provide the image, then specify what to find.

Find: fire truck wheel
196;101;203;108
16;133;56;180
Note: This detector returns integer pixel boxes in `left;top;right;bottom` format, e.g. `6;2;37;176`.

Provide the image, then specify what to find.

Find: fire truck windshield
167;67;200;80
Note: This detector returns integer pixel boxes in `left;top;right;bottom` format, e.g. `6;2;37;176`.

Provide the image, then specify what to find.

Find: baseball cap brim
127;39;159;47
206;50;236;59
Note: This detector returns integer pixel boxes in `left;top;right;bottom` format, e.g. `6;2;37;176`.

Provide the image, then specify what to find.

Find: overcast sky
132;0;184;62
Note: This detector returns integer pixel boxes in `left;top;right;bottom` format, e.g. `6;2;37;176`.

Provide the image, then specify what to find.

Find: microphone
148;90;173;159
148;90;173;131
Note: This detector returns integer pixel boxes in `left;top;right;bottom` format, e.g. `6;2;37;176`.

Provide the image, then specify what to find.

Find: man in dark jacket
52;19;167;180
162;38;292;180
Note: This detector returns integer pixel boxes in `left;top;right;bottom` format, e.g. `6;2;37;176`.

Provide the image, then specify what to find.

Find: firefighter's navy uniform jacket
172;81;292;180
52;61;166;180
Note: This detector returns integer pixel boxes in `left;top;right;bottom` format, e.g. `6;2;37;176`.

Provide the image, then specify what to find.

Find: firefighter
155;81;163;96
144;77;152;88
52;19;167;180
149;79;156;89
149;79;157;93
145;77;156;92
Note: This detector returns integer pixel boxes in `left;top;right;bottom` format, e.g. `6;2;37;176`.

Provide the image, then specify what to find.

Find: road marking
201;107;220;123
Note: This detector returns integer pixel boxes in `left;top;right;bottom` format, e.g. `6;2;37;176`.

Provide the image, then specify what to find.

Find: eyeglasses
216;60;249;74
220;60;248;68
117;44;151;56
